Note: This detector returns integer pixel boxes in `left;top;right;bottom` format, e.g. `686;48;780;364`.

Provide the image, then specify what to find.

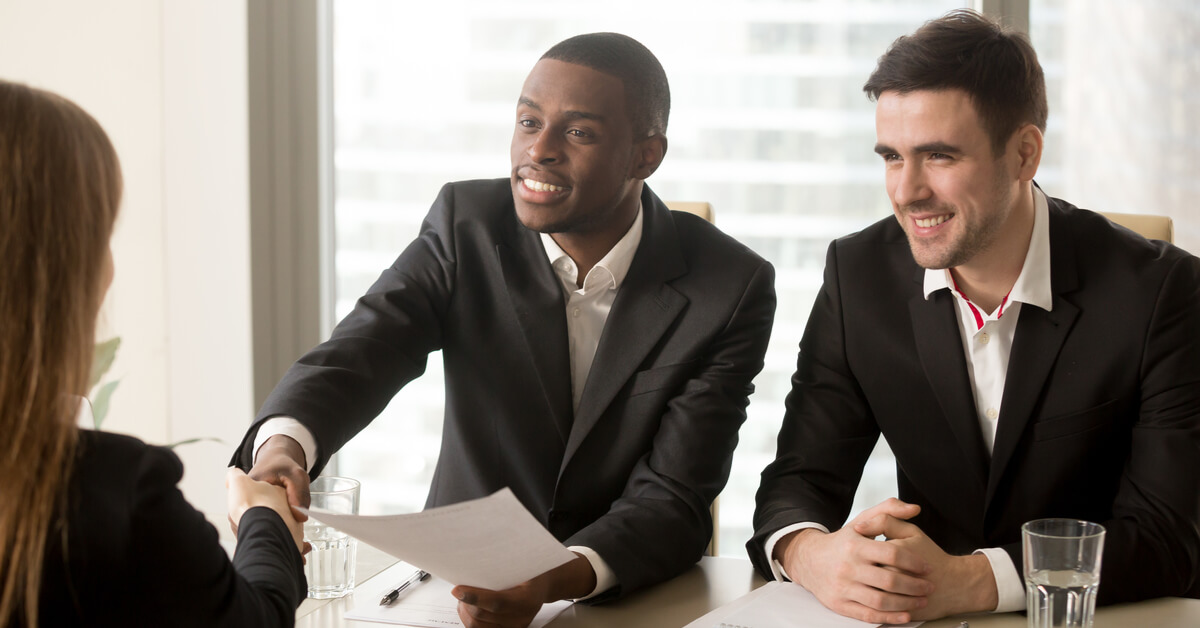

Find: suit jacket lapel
562;190;688;466
496;213;574;444
987;204;1081;505
909;270;990;489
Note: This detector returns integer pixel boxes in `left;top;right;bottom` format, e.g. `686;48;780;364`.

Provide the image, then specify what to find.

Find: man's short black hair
541;32;670;138
863;9;1047;155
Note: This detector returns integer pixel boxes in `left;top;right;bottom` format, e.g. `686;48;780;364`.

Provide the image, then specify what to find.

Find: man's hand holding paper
299;488;578;590
452;553;596;628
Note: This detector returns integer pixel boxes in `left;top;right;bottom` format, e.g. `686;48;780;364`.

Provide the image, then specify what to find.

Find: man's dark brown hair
864;9;1047;155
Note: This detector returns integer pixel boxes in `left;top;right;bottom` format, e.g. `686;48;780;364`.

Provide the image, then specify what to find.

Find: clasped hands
774;498;997;624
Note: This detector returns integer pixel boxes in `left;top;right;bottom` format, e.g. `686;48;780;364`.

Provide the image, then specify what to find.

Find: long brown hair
0;81;122;627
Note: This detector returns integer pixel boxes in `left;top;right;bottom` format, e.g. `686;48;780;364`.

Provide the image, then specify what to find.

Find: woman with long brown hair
0;81;306;626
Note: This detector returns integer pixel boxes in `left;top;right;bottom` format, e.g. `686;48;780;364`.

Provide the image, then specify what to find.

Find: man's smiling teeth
916;215;950;228
523;178;565;192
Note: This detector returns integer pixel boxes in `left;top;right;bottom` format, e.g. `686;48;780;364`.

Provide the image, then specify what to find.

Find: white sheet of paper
298;487;577;590
344;561;572;627
683;581;923;628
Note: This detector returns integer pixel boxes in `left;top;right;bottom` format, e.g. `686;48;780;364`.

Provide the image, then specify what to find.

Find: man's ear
1013;123;1043;182
630;134;668;180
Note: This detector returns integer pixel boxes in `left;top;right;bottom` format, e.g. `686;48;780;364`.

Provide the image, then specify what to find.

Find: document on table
683;581;923;628
299;487;577;590
344;561;571;627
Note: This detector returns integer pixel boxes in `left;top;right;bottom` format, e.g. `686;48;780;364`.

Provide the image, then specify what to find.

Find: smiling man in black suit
232;32;776;628
750;9;1200;624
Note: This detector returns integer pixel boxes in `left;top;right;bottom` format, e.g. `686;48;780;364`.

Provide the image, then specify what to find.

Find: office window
1030;0;1199;254
331;0;970;557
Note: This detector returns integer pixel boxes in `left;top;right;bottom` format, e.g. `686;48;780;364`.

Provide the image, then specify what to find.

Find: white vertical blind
1031;0;1199;254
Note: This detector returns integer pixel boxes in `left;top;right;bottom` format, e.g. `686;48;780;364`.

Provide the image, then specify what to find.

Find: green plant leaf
90;337;121;390
91;380;120;429
165;437;226;449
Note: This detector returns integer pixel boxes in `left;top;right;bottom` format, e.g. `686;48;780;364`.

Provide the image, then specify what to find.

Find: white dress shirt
255;204;645;600
535;203;643;599
541;205;643;410
766;189;1052;613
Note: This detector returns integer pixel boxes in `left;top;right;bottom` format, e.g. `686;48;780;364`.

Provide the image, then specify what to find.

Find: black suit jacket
750;195;1200;604
232;178;776;597
38;429;305;627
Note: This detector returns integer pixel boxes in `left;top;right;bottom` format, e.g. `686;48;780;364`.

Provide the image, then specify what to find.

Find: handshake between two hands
225;466;309;556
226;432;314;554
228;437;597;628
776;498;998;625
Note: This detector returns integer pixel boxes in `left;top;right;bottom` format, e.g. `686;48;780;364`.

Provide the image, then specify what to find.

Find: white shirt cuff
566;546;616;600
974;547;1025;612
763;522;830;581
253;417;318;473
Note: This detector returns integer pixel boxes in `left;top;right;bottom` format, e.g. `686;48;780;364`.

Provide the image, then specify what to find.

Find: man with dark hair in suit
750;9;1200;624
233;32;776;627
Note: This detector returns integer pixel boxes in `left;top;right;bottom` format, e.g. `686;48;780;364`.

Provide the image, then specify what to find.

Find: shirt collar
540;202;644;293
922;187;1054;312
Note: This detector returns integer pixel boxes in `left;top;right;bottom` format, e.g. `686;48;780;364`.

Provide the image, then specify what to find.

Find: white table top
295;544;1200;627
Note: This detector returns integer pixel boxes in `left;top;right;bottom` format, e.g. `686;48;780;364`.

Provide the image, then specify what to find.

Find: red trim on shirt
952;279;1012;332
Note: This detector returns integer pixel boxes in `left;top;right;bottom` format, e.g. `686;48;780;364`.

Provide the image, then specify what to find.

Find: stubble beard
904;171;1014;271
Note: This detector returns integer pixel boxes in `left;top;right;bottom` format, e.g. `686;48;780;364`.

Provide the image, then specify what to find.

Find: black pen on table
379;569;430;606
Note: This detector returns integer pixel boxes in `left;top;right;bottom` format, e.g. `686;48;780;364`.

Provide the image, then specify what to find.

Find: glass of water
1022;518;1106;628
305;476;360;599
